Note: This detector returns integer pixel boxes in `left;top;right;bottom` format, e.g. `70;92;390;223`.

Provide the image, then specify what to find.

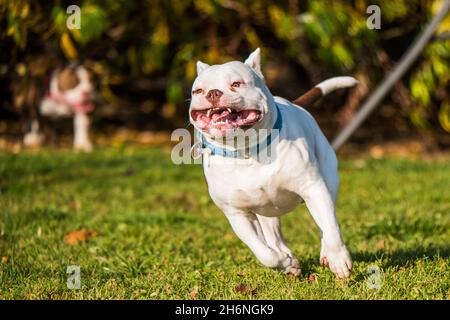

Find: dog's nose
206;89;223;105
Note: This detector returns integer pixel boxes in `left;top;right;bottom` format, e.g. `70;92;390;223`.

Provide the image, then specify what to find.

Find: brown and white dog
23;65;95;151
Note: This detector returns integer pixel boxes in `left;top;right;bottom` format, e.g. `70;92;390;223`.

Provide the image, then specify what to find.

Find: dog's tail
292;77;358;107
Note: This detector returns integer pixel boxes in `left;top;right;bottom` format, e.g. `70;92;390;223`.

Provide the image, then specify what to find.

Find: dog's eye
192;88;204;95
231;82;242;88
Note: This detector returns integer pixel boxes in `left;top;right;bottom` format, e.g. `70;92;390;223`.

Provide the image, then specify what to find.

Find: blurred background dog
23;64;95;151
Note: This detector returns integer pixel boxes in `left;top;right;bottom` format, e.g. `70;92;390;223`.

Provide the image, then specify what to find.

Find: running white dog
189;49;358;278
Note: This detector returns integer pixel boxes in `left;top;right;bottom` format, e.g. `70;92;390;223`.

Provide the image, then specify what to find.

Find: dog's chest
204;157;301;216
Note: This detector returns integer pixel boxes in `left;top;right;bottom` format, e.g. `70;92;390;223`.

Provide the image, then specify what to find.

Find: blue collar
195;104;282;158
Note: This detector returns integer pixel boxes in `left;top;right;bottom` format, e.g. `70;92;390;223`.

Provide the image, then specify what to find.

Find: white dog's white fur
190;49;357;278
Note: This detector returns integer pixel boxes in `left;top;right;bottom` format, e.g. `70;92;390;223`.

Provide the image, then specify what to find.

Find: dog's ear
244;48;264;79
196;61;210;75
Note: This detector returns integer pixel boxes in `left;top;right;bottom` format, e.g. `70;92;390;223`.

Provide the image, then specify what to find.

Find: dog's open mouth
191;107;262;130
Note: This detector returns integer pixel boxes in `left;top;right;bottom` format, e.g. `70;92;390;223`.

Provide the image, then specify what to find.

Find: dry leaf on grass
308;274;317;282
64;229;97;245
376;240;385;250
190;286;199;299
1;256;9;263
234;283;253;292
164;284;172;292
68;200;81;210
370;145;384;159
234;283;248;293
234;283;258;295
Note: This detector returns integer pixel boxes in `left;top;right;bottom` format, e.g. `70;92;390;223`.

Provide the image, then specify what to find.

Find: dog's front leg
74;112;92;152
300;180;352;278
225;211;300;275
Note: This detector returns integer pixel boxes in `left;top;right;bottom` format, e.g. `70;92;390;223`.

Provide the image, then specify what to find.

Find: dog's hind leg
256;215;298;264
313;131;351;275
23;119;44;148
315;130;339;202
224;211;300;276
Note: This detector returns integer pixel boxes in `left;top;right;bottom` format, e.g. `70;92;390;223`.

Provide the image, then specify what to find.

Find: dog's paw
74;141;93;152
23;132;44;148
278;253;301;277
320;242;352;278
283;260;301;277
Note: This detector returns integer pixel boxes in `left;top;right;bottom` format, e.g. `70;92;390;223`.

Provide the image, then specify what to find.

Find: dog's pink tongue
238;110;259;124
196;114;211;128
213;110;232;122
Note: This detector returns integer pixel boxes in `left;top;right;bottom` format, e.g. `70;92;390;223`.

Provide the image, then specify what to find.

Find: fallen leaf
68;200;80;210
308;274;317;282
1;256;8;263
64;229;97;245
190;286;199;299
376;240;385;250
234;283;249;293
164;284;172;292
234;283;258;295
370;145;384;159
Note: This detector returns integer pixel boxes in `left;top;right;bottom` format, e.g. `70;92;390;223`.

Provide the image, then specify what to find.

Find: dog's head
51;65;95;112
189;48;274;138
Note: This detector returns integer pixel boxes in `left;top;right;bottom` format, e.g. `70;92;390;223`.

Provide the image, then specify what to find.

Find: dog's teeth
206;109;211;117
227;108;232;113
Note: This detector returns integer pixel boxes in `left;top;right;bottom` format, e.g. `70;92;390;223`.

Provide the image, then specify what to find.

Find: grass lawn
0;147;448;299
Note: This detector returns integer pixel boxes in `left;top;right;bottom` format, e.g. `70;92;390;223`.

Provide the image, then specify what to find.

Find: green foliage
5;1;32;49
0;148;449;299
1;0;449;135
411;39;450;131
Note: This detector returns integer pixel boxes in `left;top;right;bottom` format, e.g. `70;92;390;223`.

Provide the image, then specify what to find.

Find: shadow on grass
353;246;449;267
350;246;449;283
297;246;449;279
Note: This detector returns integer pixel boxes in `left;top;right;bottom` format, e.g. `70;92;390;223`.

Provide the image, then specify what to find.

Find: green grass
0;147;449;299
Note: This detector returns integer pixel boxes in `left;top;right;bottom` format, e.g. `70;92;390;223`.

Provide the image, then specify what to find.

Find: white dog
23;65;94;151
189;49;358;278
